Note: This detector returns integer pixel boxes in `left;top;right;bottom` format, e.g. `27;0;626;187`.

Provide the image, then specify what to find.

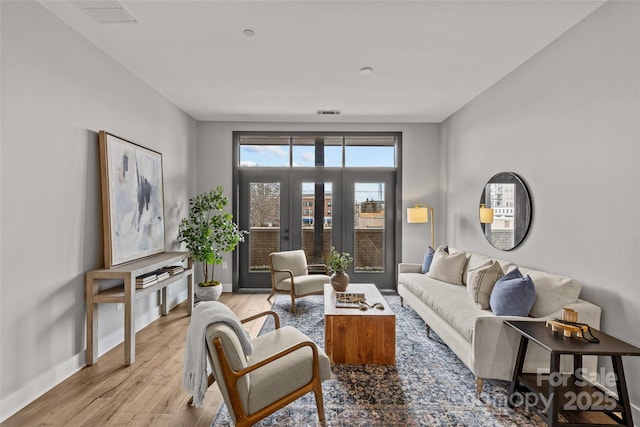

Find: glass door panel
248;182;281;272
354;182;385;272
343;172;396;290
301;182;332;264
237;171;290;289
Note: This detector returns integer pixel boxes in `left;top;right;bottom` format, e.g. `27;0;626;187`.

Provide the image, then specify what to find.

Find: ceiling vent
74;0;138;23
316;110;341;116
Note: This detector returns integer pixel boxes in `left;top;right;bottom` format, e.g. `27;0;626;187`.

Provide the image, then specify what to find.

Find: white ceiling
39;0;605;123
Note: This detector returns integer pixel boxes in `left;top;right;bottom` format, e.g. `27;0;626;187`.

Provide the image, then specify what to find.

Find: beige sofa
397;248;602;393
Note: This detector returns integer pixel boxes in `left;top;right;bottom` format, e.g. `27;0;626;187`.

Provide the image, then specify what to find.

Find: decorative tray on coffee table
335;292;366;308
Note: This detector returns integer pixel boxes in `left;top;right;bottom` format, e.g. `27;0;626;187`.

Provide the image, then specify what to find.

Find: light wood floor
2;293;272;427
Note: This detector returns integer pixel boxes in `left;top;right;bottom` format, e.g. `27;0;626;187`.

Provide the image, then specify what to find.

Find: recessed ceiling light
243;29;255;37
360;66;373;76
316;110;341;116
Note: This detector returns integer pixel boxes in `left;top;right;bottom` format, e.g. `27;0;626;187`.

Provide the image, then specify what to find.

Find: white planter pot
195;283;223;301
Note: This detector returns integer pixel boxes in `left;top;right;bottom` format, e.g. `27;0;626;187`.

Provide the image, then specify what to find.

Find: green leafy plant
178;186;248;286
326;247;354;273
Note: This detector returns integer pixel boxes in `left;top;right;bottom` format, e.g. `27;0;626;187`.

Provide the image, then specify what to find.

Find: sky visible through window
240;145;395;168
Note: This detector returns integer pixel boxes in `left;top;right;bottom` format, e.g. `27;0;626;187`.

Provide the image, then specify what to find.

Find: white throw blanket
182;301;253;407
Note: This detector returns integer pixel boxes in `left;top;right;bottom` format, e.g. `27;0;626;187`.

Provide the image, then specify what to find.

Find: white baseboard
222;282;232;292
0;302;170;422
593;380;640;427
0;352;84;422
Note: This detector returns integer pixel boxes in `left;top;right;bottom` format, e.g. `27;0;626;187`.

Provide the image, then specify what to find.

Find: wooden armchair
268;249;331;313
204;310;331;426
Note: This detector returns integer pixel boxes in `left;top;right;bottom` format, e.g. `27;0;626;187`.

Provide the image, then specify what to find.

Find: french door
236;169;396;291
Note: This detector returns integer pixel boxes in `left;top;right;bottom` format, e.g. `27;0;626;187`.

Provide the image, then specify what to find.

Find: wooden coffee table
324;283;396;364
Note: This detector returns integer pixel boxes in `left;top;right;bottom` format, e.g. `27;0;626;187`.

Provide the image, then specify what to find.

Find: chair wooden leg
400;296;404;307
267;291;275;302
475;377;484;395
290;294;296;313
313;380;326;425
425;324;431;338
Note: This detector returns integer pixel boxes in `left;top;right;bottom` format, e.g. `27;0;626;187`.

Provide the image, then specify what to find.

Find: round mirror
479;172;532;251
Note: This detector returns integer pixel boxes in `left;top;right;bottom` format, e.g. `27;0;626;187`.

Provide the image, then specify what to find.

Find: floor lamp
407;204;434;249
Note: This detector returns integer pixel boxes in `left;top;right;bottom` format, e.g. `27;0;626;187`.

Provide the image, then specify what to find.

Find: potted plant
178;186;248;300
327;246;354;292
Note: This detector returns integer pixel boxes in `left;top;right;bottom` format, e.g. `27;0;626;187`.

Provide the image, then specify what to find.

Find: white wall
0;1;197;420
196;121;441;288
442;0;639;417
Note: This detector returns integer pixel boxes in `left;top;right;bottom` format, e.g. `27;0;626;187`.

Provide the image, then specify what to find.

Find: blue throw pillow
501;266;523;281
421;246;435;274
489;268;536;316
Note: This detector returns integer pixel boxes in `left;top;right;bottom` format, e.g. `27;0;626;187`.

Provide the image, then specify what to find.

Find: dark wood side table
505;320;640;427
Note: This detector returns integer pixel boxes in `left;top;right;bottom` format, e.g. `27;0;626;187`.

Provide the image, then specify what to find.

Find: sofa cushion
519;267;582;317
399;273;492;341
489;268;536;316
462;252;493;285
421;246;435;274
427;247;466;285
467;260;503;309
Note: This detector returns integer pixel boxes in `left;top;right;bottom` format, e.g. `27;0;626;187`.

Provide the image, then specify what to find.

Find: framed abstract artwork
98;131;165;268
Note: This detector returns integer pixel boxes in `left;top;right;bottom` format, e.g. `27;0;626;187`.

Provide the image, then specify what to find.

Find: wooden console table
85;251;193;365
505;320;640;427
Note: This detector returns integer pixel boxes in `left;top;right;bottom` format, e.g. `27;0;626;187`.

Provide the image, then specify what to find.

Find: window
239;136;292;167
239;134;397;168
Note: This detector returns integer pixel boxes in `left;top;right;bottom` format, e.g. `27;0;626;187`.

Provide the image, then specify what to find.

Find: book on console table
136;272;159;288
161;265;184;275
335;292;366;308
153;270;170;281
136;279;158;289
136;272;157;283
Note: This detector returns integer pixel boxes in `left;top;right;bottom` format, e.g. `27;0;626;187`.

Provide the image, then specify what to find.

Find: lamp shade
407;206;429;223
479;204;494;224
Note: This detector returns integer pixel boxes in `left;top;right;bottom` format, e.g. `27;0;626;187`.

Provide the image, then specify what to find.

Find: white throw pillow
466;260;503;309
427;247;467;285
519;267;582;317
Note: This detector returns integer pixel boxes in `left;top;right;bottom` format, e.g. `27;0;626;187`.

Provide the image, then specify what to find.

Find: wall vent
74;0;138;23
316;110;341;115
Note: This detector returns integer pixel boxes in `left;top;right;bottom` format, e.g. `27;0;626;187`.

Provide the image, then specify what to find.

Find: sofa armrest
471;299;602;380
398;263;422;275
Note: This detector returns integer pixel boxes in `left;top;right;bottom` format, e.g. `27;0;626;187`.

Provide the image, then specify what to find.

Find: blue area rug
213;295;544;426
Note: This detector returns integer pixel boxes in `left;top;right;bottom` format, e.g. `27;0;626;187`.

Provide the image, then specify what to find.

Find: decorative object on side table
178;186;248;301
327;247;353;292
546;306;600;342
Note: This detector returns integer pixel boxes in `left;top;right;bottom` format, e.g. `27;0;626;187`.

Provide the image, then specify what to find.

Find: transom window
239;134;397;168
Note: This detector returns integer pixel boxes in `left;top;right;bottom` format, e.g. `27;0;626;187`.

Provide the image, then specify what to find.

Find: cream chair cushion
205;323;331;421
270;249;330;295
270;250;309;286
275;275;331;294
246;326;331;414
206;323;251;420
